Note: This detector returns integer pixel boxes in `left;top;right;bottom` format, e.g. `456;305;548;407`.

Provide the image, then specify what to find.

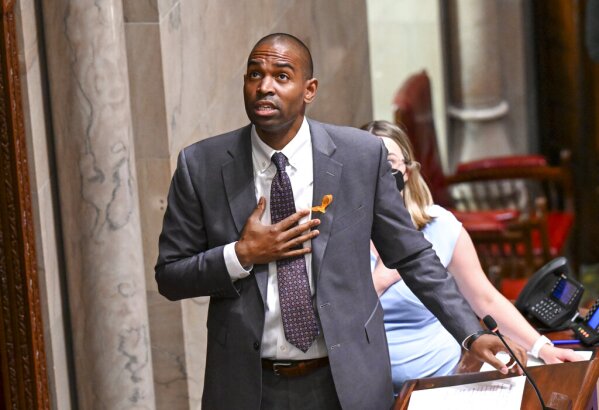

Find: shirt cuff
529;335;553;359
224;242;252;281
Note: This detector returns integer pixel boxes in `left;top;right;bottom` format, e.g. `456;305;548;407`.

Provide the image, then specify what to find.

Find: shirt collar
251;117;310;173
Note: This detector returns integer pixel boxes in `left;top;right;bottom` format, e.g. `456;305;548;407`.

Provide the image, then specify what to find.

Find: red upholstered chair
392;71;575;298
445;151;575;299
393;70;452;207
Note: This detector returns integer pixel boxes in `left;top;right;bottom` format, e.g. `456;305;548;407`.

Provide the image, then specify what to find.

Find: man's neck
256;116;305;150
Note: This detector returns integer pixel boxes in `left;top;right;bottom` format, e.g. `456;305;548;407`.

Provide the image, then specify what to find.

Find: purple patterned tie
270;152;319;352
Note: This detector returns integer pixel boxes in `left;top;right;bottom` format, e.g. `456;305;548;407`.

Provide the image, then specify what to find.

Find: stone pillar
40;1;155;408
122;2;197;407
445;0;513;168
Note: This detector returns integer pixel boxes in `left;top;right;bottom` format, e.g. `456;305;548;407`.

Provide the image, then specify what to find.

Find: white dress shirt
222;117;327;359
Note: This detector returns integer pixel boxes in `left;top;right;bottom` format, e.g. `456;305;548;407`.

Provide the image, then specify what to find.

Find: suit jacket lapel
222;125;255;233
222;126;268;304
309;120;343;283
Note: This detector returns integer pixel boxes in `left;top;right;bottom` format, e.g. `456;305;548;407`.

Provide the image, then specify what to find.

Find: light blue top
376;205;463;392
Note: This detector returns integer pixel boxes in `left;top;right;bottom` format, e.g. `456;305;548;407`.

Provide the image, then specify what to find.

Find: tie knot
271;152;288;173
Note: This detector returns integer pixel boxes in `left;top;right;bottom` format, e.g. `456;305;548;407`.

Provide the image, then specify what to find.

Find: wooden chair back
445;151;574;298
446;152;573;214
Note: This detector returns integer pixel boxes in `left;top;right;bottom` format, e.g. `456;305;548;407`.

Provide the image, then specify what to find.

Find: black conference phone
515;257;584;330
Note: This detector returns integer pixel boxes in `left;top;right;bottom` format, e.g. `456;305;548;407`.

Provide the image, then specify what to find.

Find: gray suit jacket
155;119;482;410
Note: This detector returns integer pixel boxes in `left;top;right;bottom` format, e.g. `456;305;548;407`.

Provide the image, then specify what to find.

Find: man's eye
249;72;261;79
277;73;289;80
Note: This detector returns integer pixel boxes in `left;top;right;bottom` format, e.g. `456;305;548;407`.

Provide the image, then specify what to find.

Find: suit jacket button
253;341;260;351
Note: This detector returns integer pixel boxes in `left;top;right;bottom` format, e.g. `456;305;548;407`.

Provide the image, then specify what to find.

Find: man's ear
304;78;318;104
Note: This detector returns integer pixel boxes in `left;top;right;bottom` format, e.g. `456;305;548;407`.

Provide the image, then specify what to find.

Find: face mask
394;170;405;193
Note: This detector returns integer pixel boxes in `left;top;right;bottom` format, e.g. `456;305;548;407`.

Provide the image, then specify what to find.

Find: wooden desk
394;310;599;408
394;359;599;410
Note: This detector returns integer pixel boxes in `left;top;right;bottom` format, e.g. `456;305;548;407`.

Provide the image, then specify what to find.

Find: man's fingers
280;247;313;259
273;230;320;258
504;356;518;372
471;335;514;374
515;350;527;373
287;230;320;249
502;337;527;374
507;355;524;375
277;209;312;230
280;219;320;242
483;353;509;374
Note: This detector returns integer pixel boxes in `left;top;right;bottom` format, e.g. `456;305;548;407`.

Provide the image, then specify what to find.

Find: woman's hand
538;345;586;364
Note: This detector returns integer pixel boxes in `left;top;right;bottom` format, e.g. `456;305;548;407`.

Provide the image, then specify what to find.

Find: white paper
479;350;594;372
408;375;526;410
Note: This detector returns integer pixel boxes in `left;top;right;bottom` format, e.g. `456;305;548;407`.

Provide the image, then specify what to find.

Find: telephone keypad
530;298;563;322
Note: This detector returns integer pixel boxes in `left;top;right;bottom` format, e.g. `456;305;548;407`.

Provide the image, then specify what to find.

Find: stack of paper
408;376;526;410
479;350;594;372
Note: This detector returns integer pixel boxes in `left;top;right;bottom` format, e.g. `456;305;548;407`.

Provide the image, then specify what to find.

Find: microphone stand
483;315;550;410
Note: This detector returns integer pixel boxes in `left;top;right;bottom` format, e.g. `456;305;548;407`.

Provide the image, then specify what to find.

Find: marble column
40;1;155;408
445;0;513;168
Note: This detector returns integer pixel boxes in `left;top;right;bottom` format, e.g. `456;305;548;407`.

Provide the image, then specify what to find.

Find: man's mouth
257;105;276;112
254;101;278;115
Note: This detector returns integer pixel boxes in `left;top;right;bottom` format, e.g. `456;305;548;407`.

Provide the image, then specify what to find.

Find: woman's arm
448;227;585;364
370;241;401;296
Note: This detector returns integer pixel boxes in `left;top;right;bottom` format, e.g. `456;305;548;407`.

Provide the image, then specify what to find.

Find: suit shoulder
182;125;250;159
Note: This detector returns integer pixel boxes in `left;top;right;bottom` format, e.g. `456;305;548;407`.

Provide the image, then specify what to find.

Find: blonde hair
361;120;434;230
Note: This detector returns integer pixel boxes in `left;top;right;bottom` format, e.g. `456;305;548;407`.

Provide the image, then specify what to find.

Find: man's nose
257;76;275;95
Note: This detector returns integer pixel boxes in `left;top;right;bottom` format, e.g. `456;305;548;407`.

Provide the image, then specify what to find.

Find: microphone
483;315;549;410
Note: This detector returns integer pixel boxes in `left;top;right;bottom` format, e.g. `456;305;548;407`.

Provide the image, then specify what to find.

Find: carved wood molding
0;2;49;409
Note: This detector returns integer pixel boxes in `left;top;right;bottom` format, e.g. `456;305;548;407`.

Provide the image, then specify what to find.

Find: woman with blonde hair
362;120;583;392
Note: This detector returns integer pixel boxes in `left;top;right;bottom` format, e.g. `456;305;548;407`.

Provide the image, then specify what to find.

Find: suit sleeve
154;149;239;301
370;141;482;342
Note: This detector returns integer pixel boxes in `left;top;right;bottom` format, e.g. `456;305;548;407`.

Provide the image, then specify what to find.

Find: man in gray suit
155;33;519;410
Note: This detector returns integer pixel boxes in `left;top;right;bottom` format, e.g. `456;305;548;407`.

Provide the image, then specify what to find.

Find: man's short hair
251;33;314;79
